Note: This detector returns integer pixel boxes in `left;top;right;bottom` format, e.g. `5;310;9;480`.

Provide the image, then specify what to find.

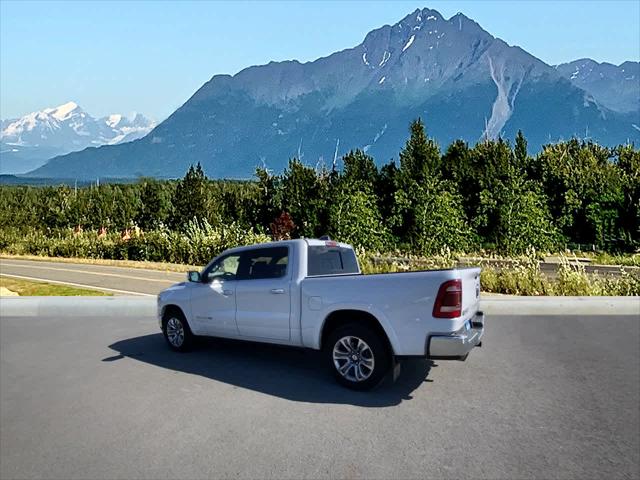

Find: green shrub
1;227;638;295
0;222;270;266
592;252;640;267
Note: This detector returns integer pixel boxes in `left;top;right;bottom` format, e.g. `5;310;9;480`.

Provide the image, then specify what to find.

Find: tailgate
459;267;481;320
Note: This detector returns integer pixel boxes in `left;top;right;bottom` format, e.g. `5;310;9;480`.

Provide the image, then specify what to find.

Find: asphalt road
1;313;638;479
0;258;185;295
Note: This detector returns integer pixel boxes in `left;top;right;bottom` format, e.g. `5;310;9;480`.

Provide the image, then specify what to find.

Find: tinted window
203;254;241;282
238;247;288;280
307;246;359;276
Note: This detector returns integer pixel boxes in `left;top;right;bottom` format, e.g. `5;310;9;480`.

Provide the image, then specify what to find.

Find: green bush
0;222;270;266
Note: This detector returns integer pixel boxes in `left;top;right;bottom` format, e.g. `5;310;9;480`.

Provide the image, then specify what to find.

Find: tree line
0;119;638;256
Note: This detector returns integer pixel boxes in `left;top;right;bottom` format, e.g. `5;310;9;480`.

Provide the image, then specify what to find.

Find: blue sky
1;0;638;121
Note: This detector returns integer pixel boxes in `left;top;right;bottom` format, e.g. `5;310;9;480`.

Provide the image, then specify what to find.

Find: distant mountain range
555;59;639;113
0;102;155;174
25;7;640;179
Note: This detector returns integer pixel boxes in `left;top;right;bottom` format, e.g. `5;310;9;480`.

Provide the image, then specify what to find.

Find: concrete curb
480;296;639;316
0;296;156;317
1;295;638;317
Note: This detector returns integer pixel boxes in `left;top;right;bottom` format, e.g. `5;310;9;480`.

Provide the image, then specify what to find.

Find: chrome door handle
270;288;285;294
223;289;234;296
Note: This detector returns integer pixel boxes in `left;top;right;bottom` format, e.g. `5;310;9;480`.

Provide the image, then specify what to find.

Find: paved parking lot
1;312;638;479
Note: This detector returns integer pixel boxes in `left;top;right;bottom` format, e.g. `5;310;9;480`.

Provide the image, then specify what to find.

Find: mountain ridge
28;7;639;179
555;58;639;113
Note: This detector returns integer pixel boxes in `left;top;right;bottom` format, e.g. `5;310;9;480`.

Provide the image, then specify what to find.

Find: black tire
162;309;195;352
325;323;391;390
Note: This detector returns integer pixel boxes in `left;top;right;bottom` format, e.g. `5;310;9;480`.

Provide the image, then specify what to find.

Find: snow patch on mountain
44;101;81;121
379;51;391;67
402;35;415;52
106;114;123;128
484;56;524;139
373;123;388;142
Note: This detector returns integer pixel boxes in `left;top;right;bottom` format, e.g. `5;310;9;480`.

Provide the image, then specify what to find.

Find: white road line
0;273;155;296
0;262;179;283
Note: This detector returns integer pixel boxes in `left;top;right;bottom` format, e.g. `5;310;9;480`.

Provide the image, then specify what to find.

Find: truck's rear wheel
162;310;194;352
326;323;391;390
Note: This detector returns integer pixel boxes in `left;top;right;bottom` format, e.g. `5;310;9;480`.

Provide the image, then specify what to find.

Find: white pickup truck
157;238;484;389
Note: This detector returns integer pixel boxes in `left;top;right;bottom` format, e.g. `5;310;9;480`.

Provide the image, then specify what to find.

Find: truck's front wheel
326;323;391;390
162;310;195;352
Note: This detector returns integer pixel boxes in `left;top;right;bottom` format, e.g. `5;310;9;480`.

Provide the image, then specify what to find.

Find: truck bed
299;267;481;356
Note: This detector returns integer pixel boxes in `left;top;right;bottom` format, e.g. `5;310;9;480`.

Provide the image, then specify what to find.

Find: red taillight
433;279;462;318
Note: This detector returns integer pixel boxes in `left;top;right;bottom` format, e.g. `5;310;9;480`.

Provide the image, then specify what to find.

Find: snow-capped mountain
102;112;157;145
29;8;640;179
0;102;155;174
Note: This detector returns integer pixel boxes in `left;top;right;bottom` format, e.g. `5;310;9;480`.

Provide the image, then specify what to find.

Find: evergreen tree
617;144;640;249
255;167;280;228
514;129;528;170
280;158;326;237
111;185;141;230
398;118;441;183
86;184;115;229
467;138;515;244
392;118;443;241
441;140;475;220
138;179;172;230
441;139;472;184
377;160;399;224
171;163;208;229
341;149;379;193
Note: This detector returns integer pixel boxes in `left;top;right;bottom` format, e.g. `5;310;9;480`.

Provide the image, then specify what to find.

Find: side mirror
187;271;202;283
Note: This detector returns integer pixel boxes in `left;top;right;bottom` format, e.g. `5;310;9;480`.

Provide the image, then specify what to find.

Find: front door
235;246;291;340
190;253;241;336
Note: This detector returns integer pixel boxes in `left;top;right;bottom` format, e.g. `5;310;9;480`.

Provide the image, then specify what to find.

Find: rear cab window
307;244;359;277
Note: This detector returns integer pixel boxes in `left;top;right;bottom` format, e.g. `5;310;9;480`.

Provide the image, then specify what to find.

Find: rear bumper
427;311;485;360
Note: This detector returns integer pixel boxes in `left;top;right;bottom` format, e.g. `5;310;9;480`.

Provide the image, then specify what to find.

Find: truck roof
222;238;353;255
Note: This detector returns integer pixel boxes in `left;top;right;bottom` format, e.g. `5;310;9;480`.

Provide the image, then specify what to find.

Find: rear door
235;246;291;340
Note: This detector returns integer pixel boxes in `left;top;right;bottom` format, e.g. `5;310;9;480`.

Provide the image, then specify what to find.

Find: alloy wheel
332;335;375;382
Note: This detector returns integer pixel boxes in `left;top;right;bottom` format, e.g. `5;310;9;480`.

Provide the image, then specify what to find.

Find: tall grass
0;222;269;266
1;229;638;296
360;249;640;296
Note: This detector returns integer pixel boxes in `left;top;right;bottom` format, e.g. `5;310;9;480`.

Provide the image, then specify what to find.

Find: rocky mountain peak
24;7;639;180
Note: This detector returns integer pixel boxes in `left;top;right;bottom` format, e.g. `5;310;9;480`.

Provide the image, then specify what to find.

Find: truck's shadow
106;334;433;407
